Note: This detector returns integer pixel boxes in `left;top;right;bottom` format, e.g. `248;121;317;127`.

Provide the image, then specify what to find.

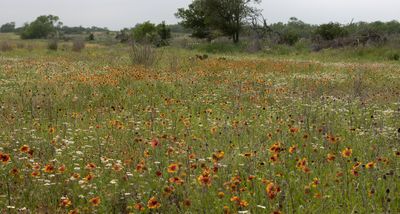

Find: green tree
175;0;210;39
20;15;62;39
132;21;158;43
157;21;171;46
157;21;171;40
0;22;16;32
315;23;348;40
176;0;261;43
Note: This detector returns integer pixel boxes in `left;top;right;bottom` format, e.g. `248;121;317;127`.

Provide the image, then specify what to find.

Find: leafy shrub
280;31;300;46
132;21;159;44
315;23;348;40
47;39;58;51
72;39;85;52
21;15;61;39
88;33;95;41
386;51;400;61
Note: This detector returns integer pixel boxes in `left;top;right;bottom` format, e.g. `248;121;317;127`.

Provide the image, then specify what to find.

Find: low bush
0;41;13;52
47;39;58;51
129;43;159;67
72;39;85;52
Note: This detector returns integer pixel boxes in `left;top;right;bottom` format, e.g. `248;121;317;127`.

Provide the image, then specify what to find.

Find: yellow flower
341;147;352;158
167;163;179;173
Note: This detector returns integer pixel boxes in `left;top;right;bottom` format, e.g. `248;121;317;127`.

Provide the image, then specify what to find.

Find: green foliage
176;0;261;43
132;21;171;46
132;21;158;44
386;51;399;61
20;15;62;39
176;0;210;39
157;22;171;41
115;28;132;43
280;30;300;46
196;41;245;53
0;22;16;33
88;33;95;41
315;23;348;40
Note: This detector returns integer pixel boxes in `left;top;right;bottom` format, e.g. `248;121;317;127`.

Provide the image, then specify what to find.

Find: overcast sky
0;0;399;30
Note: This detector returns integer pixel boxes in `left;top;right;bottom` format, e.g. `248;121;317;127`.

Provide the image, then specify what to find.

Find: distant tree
176;0;210;39
88;33;95;41
280;30;300;46
176;0;262;43
115;28;132;43
157;21;171;46
20;15;62;39
157;21;171;40
0;22;16;33
315;23;348;40
132;21;158;43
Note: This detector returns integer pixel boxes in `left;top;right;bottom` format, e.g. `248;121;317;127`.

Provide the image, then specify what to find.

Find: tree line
1;0;400;49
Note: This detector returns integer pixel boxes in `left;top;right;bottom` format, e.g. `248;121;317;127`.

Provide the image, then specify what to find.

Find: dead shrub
0;41;13;52
129;42;160;68
72;39;85;52
47;39;58;51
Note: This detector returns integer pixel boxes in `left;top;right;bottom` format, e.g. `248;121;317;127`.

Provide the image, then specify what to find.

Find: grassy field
0;36;399;214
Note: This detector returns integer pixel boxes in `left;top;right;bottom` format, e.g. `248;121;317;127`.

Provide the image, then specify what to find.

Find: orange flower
269;153;279;163
169;176;184;185
183;199;191;207
20;145;30;153
197;174;212;186
197;169;212;186
134;202;145;211
269;142;282;154
266;182;281;200
0;152;11;164
150;138;160;148
296;158;311;173
112;164;123;172
326;153;336;162
84;173;95;182
89;197;101;206
289;127;299;133
58;164;66;173
341;147;352;158
147;197;161;209
43;164;55;173
163;186;175;196
212;150;225;162
365;161;375;169
311;177;320;188
60;197;72;207
10;168;19;176
223;205;231;214
31;171;40;177
288;145;297;154
68;208;79;214
49;127;56;134
167;163;179;173
85;163;97;170
230;196;240;203
326;134;338;144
